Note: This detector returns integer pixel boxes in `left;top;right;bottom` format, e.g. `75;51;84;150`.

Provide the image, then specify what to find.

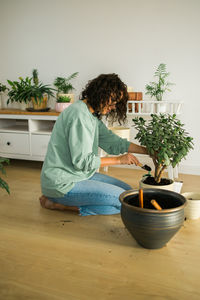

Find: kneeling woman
40;73;147;216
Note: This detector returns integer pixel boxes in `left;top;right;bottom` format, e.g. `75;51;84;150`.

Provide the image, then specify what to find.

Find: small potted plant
55;94;72;112
132;114;194;190
54;72;78;107
0;157;10;194
7;69;55;111
0;83;8;93
145;63;175;113
0;82;8;109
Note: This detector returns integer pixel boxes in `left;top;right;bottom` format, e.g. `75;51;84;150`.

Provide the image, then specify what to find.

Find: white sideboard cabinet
0;109;59;161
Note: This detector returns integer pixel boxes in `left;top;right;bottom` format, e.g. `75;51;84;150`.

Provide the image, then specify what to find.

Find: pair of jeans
49;172;132;216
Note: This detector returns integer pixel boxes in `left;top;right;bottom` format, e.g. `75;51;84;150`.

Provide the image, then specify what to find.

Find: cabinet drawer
31;134;51;156
0;132;30;154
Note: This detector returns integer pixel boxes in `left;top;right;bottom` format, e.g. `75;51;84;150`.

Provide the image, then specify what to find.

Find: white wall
0;0;199;175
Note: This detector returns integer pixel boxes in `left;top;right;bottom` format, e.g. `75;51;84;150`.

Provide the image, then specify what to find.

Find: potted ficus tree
145;63;175;113
0;157;10;194
54;72;78;112
132;113;194;190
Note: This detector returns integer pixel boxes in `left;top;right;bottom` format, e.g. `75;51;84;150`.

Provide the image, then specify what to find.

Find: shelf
31;130;52;135
0;109;60;116
0;125;29;133
29;120;55;133
0;103;183;116
127;101;183;115
0;119;29;133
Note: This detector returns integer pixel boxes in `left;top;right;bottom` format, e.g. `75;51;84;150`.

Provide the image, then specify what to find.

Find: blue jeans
49;172;132;216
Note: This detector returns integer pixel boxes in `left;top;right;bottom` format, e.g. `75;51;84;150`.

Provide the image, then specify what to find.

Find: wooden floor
1;160;200;300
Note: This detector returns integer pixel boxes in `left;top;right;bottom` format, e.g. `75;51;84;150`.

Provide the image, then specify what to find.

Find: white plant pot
182;192;200;220
173;181;183;193
155;102;167;113
0;92;3;109
0;92;8;109
55;102;71;112
139;177;174;191
108;127;130;141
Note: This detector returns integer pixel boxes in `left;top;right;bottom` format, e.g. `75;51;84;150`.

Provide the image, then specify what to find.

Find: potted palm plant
145;63;175;113
7;69;55;111
132;113;194;190
24;69;55;111
54;72;78;106
0;157;10;194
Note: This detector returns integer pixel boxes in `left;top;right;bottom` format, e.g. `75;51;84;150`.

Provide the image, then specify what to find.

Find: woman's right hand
100;153;141;167
118;153;140;166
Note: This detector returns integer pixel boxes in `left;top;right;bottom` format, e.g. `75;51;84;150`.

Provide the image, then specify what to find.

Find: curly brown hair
80;73;129;124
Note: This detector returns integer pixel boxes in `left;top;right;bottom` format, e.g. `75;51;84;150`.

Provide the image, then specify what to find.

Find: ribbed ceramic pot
31;94;48;110
55;102;71;112
119;189;186;249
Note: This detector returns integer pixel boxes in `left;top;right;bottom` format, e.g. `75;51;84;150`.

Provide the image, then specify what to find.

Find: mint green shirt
41;100;131;197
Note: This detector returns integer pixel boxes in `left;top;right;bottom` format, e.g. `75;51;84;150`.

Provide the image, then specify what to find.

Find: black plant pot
119;189;186;249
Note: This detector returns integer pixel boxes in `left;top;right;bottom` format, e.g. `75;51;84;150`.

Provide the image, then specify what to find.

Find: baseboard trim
178;165;200;175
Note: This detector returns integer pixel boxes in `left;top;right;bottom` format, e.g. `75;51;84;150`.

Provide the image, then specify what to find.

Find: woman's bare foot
39;195;79;212
39;195;56;209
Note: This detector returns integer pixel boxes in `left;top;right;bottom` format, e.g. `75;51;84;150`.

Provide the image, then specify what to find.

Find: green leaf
0;157;10;194
0;177;10;194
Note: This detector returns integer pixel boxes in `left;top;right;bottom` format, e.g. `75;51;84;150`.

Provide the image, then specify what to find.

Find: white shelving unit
127;100;183;115
0;111;59;161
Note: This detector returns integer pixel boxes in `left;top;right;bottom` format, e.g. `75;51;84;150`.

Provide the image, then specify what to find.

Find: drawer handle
7;142;11;146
